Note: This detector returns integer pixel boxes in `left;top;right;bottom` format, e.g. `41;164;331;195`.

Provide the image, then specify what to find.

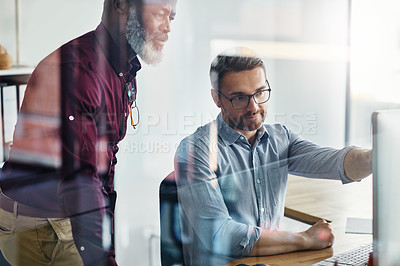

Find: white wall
2;0;399;265
0;0;17;62
350;0;400;147
0;0;103;66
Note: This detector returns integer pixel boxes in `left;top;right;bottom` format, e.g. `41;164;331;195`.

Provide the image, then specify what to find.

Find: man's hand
344;148;372;181
249;219;334;256
301;220;334;250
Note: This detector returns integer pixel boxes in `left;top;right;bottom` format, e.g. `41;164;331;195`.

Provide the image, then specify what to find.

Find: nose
161;17;171;33
247;96;259;112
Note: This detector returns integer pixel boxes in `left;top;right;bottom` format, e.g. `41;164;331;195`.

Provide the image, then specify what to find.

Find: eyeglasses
126;82;140;129
216;80;272;110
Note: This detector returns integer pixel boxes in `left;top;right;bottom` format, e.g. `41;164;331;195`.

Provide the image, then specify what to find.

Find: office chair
0;166;10;266
159;171;184;266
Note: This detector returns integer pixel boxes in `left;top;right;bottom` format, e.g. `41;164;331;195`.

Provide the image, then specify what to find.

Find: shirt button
69;115;74;121
119;73;124;77
256;179;261;184
261;208;265;212
80;246;85;252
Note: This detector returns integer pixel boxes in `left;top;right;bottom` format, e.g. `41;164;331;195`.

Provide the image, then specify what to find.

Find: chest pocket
219;170;254;202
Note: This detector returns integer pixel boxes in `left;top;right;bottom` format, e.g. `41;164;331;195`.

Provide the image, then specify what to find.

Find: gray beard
126;6;164;65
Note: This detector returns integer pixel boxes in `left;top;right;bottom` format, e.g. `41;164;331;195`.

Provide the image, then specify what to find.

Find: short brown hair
210;47;266;91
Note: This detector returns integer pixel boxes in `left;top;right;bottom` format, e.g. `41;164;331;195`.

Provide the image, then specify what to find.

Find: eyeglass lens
129;105;140;125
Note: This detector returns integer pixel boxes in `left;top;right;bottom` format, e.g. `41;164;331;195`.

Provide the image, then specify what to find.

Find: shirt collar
94;23;142;78
258;125;269;143
217;113;269;145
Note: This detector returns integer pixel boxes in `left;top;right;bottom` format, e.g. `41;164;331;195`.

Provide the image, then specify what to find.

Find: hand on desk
301;220;334;250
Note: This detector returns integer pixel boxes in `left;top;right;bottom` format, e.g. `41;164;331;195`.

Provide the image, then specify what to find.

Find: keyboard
312;243;373;266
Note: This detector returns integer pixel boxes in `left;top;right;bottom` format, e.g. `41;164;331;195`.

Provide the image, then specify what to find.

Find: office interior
1;0;399;265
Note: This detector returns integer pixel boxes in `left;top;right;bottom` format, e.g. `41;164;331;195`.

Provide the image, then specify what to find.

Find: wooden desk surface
227;174;373;266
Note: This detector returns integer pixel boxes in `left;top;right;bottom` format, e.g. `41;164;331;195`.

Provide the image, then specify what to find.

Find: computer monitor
372;109;400;265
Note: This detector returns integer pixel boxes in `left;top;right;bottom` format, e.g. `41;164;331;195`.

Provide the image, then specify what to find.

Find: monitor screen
372;109;400;265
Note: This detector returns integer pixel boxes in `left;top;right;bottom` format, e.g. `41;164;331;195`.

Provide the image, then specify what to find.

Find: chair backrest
159;171;184;266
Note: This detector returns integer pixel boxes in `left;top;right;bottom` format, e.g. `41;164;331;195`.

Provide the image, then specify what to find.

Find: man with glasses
0;0;176;265
174;47;372;266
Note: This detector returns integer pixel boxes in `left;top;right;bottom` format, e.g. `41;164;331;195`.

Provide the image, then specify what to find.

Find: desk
227;174;373;266
0;66;34;161
0;66;33;85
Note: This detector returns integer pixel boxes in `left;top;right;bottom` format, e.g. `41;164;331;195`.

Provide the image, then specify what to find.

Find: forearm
249;230;307;256
249;220;333;256
70;210;116;265
344;148;372;181
61;181;115;265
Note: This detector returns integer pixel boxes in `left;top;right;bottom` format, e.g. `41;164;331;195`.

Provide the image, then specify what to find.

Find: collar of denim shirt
216;113;270;146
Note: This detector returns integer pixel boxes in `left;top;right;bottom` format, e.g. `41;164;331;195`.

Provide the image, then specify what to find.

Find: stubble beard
226;110;266;132
125;6;164;65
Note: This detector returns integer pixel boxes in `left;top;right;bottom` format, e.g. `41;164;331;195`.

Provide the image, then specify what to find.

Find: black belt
0;191;64;218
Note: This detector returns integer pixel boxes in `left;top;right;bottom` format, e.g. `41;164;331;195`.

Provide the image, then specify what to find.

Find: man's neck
102;20;136;62
237;129;258;146
220;113;261;146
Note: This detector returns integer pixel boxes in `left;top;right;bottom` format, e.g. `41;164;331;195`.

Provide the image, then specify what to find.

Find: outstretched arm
344;148;372;181
249;220;334;256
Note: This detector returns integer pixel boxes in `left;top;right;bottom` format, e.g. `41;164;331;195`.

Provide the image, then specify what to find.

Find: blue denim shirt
175;113;354;266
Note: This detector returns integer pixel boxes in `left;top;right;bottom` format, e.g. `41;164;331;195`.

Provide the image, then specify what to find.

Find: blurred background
1;0;399;265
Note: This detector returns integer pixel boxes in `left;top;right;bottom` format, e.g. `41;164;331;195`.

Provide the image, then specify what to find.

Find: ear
211;89;222;108
113;0;129;14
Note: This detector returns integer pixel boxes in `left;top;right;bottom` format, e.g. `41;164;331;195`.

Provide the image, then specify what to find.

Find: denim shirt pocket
266;161;289;206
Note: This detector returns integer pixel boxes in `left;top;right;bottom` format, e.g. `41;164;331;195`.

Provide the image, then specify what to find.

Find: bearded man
0;0;176;265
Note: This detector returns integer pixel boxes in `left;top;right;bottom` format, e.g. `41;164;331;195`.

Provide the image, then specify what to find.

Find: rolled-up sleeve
175;138;261;258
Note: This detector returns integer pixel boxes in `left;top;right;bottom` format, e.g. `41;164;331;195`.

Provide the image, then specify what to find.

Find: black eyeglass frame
216;79;272;110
